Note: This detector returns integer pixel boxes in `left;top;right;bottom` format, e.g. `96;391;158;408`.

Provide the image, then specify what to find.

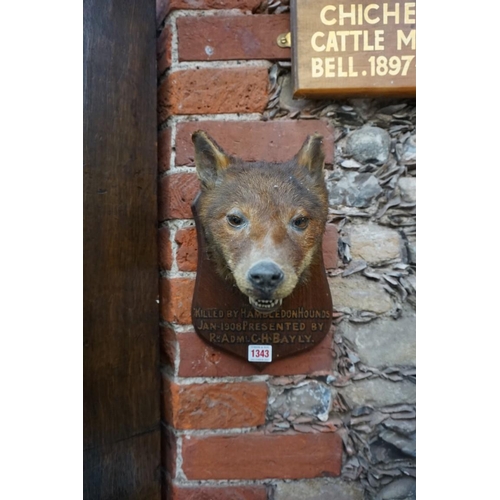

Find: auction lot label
291;0;416;97
248;345;272;362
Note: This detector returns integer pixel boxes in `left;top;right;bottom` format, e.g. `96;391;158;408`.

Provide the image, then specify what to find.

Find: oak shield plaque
291;0;416;98
192;197;333;369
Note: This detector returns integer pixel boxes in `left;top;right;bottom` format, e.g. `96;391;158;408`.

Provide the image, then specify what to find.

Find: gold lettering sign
291;0;416;97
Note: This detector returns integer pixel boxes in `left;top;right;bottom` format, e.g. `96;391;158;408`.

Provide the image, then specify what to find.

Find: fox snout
245;260;286;313
247;260;284;295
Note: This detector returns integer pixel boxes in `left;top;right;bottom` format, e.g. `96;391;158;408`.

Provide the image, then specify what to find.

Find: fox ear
192;131;231;189
296;134;325;180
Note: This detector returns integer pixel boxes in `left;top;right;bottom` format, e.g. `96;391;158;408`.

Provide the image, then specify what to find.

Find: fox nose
248;261;284;293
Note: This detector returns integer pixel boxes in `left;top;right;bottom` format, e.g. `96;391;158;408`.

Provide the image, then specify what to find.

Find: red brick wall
156;3;342;499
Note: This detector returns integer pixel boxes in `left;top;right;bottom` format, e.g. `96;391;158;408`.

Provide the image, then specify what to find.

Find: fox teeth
249;298;283;309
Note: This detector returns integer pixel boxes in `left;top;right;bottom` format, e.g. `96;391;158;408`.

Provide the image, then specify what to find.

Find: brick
178;14;290;62
157;0;263;26
163;379;268;429
158;127;172;172
157;23;173;75
175;120;335;166
171;485;268;500
173;0;262;9
161;278;195;324
177;329;334;377
322;223;338;270
160;326;177;368
159;226;173;270
161;425;177;479
182;432;342;480
175;226;198;272
158;68;269;121
159;173;200;220
157;0;169;27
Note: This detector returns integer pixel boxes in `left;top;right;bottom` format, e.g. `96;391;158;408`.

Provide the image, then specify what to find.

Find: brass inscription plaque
191;197;333;369
291;0;416;98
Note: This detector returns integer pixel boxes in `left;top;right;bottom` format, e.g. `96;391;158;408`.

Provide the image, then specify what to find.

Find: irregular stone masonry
157;2;416;499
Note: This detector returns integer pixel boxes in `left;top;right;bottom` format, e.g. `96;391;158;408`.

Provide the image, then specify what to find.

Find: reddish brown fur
192;131;328;307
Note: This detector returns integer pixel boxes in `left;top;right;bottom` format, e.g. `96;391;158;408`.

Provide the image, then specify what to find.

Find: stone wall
157;2;416;499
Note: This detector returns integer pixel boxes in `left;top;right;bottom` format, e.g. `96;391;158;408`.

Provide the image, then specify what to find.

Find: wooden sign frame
290;0;416;98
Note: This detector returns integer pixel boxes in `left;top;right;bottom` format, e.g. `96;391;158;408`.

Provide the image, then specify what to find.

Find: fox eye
292;216;309;230
226;214;246;228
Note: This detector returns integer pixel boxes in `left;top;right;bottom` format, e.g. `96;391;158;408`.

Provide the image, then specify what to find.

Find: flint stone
370;438;409;463
375;477;416;500
279;74;311;112
407;275;416;293
407;242;416;265
401;134;416;164
348;223;402;265
341;379;416;407
329;275;393;314
274;478;364;500
268;381;333;422
379;428;416;457
383;417;416;435
339;308;416;366
348;98;379;121
328;171;382;208
398;177;416;203
346;126;391;165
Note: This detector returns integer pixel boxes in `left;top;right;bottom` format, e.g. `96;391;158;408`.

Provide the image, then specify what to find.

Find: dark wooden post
83;0;160;498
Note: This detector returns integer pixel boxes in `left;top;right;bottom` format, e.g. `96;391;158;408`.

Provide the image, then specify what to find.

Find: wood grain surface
83;0;160;498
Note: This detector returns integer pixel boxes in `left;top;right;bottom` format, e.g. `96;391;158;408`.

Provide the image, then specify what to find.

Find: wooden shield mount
191;195;333;370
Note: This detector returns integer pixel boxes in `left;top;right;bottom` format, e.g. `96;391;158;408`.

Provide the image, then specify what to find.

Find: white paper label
248;345;272;362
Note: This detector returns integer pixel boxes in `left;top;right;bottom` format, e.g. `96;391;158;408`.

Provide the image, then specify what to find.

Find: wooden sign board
291;0;416;98
191;196;333;370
